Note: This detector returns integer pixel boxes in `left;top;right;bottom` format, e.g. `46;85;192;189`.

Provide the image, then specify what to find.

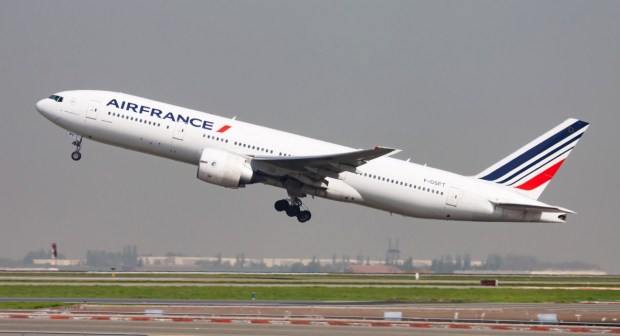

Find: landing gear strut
274;197;312;223
70;135;83;161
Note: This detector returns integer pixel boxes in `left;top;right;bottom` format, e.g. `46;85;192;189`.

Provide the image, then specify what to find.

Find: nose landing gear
70;134;83;161
274;197;312;223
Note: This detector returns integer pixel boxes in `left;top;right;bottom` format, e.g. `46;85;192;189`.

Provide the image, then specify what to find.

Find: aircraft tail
476;118;589;200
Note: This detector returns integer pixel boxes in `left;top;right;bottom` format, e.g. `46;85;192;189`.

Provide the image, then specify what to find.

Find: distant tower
386;238;400;265
51;243;58;268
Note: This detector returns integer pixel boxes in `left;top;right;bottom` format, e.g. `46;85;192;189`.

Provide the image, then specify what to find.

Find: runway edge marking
0;313;619;333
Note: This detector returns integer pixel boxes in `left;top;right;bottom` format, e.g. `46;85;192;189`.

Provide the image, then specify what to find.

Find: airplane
36;90;589;223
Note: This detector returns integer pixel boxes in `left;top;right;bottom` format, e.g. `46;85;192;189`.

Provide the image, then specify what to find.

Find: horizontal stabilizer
492;202;575;214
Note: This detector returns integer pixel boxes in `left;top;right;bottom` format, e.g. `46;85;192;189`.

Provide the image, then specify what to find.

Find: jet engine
197;148;253;189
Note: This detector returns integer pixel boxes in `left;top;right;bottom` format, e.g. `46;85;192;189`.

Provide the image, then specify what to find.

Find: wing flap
253;146;399;173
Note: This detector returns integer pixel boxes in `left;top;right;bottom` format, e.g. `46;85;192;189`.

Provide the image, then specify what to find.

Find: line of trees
430;253;600;273
86;245;141;270
5;248;601;273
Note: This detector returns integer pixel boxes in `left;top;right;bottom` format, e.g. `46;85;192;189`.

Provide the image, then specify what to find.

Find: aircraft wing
493;202;576;214
252;146;399;177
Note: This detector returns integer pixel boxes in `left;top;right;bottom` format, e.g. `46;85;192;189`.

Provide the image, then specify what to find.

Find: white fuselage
36;90;567;223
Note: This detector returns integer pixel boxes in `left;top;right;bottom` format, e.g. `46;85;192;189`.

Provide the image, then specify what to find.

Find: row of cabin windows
106;112;294;157
198;135;291;157
234;141;273;154
108;111;161;127
360;172;444;195
203;134;229;144
232;140;291;156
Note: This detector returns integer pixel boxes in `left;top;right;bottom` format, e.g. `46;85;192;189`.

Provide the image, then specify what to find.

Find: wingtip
374;146;401;157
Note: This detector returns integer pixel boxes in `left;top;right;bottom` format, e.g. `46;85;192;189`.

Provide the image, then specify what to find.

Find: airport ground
0;272;619;335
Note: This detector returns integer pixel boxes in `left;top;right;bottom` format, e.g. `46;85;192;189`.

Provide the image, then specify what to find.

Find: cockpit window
48;95;64;102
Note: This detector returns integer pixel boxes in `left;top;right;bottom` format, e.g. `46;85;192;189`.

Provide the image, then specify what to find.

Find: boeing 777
36;90;589;223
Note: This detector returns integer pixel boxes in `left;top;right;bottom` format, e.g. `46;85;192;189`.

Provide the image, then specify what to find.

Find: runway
1;274;619;334
0;317;614;336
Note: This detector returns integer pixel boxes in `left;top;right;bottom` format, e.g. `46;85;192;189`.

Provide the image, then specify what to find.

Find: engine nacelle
197;148;253;189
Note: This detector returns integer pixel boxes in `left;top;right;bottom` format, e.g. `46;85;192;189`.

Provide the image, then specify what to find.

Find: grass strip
0;280;619;288
1;285;619;303
0;302;63;309
1;272;619;283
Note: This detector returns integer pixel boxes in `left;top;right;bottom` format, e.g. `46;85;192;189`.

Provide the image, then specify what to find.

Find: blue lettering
106;99;215;130
163;112;175;121
150;108;162;118
190;118;202;127
126;103;138;112
106;99;119;108
176;114;189;124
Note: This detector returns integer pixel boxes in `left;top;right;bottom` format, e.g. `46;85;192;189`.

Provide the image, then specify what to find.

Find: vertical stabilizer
476;118;589;200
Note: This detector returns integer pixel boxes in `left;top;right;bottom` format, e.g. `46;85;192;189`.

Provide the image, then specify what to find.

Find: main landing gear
70;135;83;161
274;197;312;223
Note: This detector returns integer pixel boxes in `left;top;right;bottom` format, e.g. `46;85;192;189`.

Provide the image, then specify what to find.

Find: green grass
0;285;619;303
2;272;619;283
0;302;63;309
0;279;619;288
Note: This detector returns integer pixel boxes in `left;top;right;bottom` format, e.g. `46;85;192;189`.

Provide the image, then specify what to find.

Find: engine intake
197;148;253;189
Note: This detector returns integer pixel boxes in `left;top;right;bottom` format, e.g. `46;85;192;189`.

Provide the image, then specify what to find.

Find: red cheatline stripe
210;318;232;323
516;159;565;191
217;125;231;133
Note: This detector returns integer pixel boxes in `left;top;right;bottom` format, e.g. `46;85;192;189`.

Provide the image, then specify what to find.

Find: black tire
274;200;288;212
71;151;82;161
297;210;312;223
285;205;300;217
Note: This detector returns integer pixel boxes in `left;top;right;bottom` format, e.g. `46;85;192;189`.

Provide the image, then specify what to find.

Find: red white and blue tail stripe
476;118;589;200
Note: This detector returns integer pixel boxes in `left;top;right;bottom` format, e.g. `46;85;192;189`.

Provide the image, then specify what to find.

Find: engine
197;148;253;189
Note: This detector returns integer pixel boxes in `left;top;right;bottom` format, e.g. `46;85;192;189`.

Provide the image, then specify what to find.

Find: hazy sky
1;1;619;272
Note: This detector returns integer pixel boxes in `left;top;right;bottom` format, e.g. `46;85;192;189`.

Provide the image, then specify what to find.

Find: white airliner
36;91;589;223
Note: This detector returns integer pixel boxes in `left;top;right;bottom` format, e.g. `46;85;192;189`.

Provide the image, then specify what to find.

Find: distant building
32;259;82;266
454;270;607;275
348;264;403;274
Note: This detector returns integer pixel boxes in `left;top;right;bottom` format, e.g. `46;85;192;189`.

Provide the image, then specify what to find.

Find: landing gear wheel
274;199;288;212
285;205;300;217
297;210;311;223
275;195;312;222
71;151;82;161
70;134;83;162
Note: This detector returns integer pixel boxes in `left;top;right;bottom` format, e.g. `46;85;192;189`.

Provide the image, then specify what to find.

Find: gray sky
1;1;619;272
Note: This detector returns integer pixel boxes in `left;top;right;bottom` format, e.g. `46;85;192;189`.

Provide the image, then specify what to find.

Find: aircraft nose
36;97;60;121
35;99;46;114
